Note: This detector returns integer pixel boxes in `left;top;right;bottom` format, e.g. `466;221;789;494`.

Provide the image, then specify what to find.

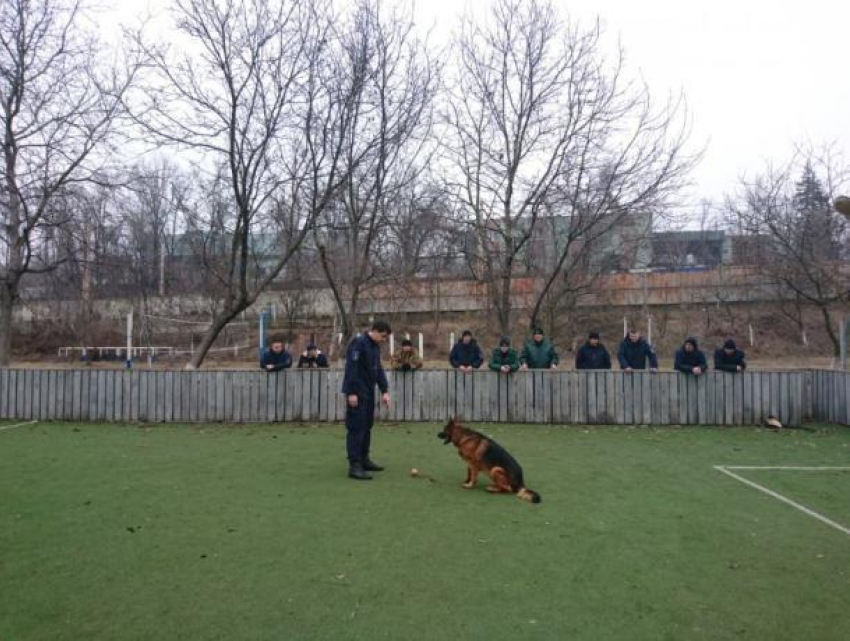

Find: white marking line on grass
0;420;38;432
714;465;850;537
723;466;850;471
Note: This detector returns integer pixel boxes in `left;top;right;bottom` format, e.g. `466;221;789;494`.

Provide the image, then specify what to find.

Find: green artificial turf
1;421;849;640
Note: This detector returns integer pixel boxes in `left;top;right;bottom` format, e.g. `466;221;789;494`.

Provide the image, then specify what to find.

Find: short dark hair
270;336;285;345
371;320;392;335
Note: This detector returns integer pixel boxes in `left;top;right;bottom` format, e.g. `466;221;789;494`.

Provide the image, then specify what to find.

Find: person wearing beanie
489;336;520;374
575;331;612;370
714;338;747;373
391;338;423;371
449;330;484;372
297;342;329;368
520;326;559;370
617;329;658;371
674;337;708;375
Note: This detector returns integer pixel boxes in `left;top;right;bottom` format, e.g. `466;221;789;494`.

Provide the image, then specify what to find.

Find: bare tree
0;0;141;365
726;145;849;356
131;0;361;368
442;0;692;336
311;0;438;346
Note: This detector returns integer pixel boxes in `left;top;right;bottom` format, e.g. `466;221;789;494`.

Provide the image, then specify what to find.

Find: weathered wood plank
723;373;734;426
604;372;617;425
0;368;8;419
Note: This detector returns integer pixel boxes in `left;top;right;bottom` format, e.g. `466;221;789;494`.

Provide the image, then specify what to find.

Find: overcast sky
106;0;850;209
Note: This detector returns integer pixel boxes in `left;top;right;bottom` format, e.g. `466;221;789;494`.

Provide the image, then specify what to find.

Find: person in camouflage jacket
391;338;423;371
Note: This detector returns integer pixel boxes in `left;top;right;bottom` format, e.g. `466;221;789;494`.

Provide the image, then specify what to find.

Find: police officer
341;320;392;480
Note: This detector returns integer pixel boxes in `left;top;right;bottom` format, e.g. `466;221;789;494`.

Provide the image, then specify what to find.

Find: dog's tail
517;487;541;504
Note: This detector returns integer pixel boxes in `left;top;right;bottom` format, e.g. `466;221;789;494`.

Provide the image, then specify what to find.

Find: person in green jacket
489;336;520;374
520;327;559;370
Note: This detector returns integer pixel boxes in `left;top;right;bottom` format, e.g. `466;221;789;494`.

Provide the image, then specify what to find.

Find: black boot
348;463;373;480
363;459;384;472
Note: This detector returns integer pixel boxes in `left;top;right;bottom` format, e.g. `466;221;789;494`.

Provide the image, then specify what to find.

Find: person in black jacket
449;330;484;373
341;321;392;480
674;337;708;376
260;338;292;372
297;343;329;368
617;329;658;371
714;339;746;373
575;332;611;370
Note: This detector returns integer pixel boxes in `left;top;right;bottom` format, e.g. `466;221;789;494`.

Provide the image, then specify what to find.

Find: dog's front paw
462;482;474;489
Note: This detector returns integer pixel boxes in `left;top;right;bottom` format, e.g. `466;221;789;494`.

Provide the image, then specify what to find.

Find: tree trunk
818;303;840;357
0;285;14;366
187;304;248;369
495;272;512;337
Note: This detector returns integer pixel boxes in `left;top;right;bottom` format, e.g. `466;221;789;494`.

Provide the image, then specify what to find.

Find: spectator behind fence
714;339;747;373
391;338;423;371
617;329;659;371
575;332;611;370
674;337;708;376
520;326;559;370
489;336;520;374
261;338;292;372
297;342;329;368
449;330;484;372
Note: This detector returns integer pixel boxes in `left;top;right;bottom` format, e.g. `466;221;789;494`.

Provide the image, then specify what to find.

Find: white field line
0;420;38;432
713;465;850;537
724;466;850;471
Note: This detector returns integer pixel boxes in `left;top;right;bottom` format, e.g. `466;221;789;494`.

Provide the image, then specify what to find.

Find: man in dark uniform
341;321;392;480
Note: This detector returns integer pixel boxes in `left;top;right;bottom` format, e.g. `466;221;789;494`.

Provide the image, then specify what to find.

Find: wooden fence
812;370;849;426
1;368;846;426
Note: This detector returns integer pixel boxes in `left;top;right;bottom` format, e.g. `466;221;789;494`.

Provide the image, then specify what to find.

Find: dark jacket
714;348;746;372
342;333;388;399
674;338;708;374
617;337;658;370
449;340;484;369
297;351;329;368
489;347;520;372
521;338;559;369
260;348;292;372
575;342;612;370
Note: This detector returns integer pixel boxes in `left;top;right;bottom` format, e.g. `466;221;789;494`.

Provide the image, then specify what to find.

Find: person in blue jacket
575;332;612;370
449;330;484;373
617;329;658;371
260;337;292;372
341;321;391;480
674;337;708;376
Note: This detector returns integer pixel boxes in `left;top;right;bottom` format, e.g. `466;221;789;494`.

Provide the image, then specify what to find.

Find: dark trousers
345;395;375;464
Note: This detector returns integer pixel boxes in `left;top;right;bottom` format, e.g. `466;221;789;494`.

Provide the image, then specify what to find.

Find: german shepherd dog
437;418;541;503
